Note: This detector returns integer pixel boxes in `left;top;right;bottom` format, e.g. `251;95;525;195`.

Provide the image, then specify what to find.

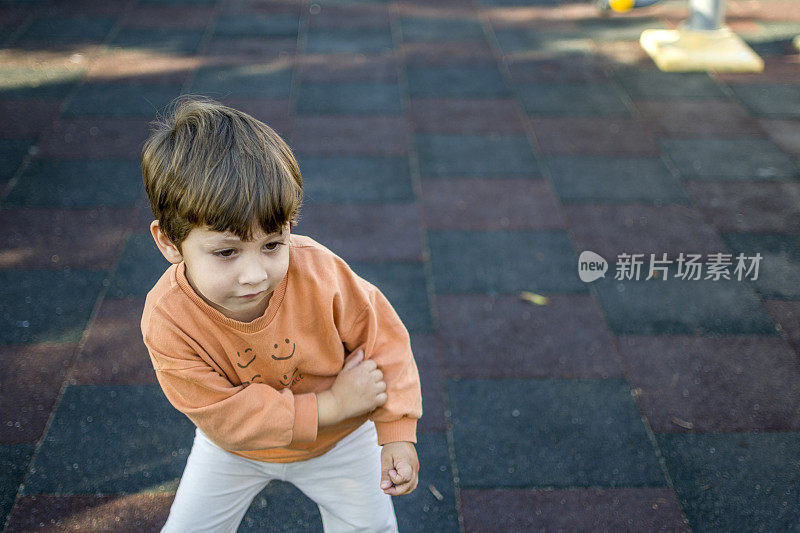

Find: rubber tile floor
1;0;800;531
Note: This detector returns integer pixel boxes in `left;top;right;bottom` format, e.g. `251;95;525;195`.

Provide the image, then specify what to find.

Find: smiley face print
272;338;296;360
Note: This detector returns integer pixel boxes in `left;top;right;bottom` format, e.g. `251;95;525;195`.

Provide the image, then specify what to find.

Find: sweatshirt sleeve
144;324;318;452
340;283;423;446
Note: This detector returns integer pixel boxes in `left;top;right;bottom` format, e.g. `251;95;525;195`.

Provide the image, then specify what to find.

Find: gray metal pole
686;0;726;30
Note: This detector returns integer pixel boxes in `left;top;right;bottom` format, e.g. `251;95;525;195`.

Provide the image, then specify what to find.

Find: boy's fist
329;350;387;421
380;441;419;496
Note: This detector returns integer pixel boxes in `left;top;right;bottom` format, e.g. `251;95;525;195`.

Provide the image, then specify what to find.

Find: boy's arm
147;342;319;452
340;283;423;446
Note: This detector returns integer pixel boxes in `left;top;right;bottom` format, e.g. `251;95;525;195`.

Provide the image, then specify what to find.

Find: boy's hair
141;96;302;250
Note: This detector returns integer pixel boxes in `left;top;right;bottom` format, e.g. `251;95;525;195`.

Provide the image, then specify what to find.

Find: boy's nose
238;257;268;286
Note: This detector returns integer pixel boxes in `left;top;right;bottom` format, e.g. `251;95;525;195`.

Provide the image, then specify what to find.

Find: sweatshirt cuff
374;418;417;445
290;393;318;443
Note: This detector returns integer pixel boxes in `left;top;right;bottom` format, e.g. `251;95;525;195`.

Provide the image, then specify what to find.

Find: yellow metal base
794;35;800;53
640;27;764;73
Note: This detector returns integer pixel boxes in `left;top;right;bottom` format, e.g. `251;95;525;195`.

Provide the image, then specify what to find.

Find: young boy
140;97;423;532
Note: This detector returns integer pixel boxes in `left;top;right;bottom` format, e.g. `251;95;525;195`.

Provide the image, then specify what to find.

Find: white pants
162;421;398;533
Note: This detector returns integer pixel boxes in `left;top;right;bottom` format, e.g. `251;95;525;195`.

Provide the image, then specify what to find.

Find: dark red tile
764;300;800;352
121;6;215;29
618;335;800;432
296;53;398;82
37;118;151;159
507;56;610;83
714;55;800;85
727;0;800;22
0;208;131;269
421;178;564;231
85;50;202;85
291;116;409;155
685;180;800;233
409;98;525;133
0;100;63;139
486;5;598;29
759;119;800;155
71;298;156;385
531;118;659;155
400;41;496;66
294;203;422;262
436;294;622;379
461;488;688;532
636;101;763;137
0;344;75;444
6;494;172;532
409;334;446;433
564;204;727;261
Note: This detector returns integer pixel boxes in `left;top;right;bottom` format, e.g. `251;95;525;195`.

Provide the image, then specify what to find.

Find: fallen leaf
520;291;548;305
671;416;694;429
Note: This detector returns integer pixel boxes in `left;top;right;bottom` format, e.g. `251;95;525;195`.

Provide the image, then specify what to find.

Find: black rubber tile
295;81;403;114
4;159;143;207
0;138;32;183
428;230;587;294
461;487;688;532
62;82;183;118
494;29;593;57
109;28;205;54
406;65;512;97
213;13;299;39
517;83;632;116
305;29;393;54
393;433;460;532
348;261;433;334
415;134;539;178
722;232;800;298
592;269;779;335
614;68;727;100
298;155;414;204
729;84;800;118
447;378;665;487
409;334;446;433
16;15;116;43
657;432;800;532
0;270;105;344
190;64;293;98
547;156;687;203
660;138;799;181
21;384;195;495
399;16;485;42
0;443;35;528
107;232;170;298
239;482;323;532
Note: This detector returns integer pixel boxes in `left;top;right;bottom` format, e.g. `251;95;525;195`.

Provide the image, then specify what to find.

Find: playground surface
1;0;800;530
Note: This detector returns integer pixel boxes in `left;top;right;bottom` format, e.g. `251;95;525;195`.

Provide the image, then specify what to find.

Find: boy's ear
150;220;184;264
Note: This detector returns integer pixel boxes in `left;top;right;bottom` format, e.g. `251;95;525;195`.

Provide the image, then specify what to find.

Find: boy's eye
215;249;236;258
264;242;282;251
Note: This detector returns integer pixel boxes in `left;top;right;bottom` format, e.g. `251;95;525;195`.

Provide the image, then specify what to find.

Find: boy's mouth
240;290;266;299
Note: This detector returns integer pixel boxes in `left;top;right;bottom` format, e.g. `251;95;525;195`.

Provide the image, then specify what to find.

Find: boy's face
152;222;290;323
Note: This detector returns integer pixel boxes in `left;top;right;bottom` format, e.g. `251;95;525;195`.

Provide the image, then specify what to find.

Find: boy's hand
317;350;387;428
380;441;419;496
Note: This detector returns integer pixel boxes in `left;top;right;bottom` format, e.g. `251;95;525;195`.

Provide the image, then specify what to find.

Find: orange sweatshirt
141;234;422;463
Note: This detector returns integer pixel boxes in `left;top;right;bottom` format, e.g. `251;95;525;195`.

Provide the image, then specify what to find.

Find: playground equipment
596;0;765;72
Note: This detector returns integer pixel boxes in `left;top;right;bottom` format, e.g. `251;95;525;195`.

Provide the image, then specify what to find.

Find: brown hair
141;96;302;250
